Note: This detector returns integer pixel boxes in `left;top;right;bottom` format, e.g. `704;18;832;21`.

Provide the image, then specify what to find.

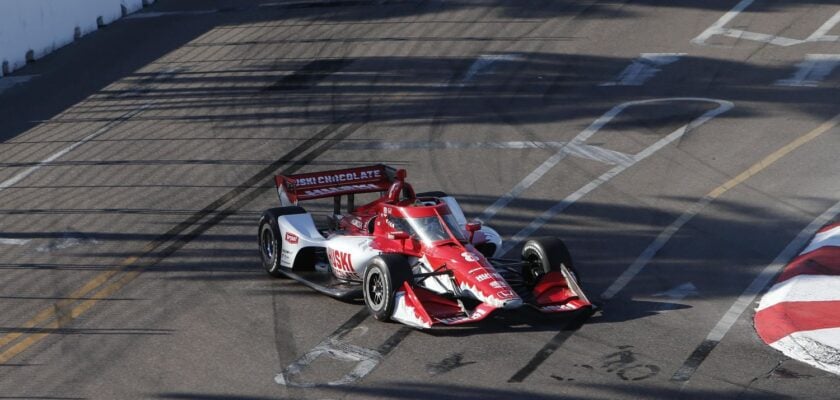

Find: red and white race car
258;164;592;328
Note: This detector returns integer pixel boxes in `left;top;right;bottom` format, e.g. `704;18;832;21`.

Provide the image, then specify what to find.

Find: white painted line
602;112;840;300
807;11;840;42
601;196;713;300
775;54;840;87
720;28;803;47
757;275;840;311
801;225;840;254
700;199;840;345
125;10;218;19
456;54;519;87
653;282;698;311
338;141;634;165
599;53;685;86
479;104;629;222
692;0;754;46
276;338;381;387
0;67;180;193
0;105;148;193
0;75;39;95
497;99;733;255
0;238;29;246
654;282;699;300
693;0;840;47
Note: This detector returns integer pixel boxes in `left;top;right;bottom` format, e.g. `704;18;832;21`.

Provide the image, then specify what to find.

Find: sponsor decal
468;267;484;274
461;251;480;262
294;168;382;187
350;218;364;230
302;183;380;197
475;273;493;282
436;308;488;324
285;232;300;244
328;248;355;276
496;289;518;300
542;304;576;312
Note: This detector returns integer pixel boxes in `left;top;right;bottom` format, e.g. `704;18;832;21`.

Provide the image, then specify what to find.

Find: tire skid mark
0;119;364;365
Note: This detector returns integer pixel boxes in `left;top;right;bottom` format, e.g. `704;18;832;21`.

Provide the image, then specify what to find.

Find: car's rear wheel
258;218;285;278
521;237;578;288
258;207;305;278
363;255;412;321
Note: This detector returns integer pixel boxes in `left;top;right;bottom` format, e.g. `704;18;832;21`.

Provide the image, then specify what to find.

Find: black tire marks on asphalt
426;352;477;376
550;345;661;382
507;308;594;383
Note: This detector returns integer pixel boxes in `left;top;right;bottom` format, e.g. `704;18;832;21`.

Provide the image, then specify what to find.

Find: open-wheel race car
258;164;592;329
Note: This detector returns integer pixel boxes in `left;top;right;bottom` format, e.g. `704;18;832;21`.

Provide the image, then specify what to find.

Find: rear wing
274;164;397;207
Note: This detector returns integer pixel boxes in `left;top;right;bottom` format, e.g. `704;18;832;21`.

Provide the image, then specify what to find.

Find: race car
257;164;592;328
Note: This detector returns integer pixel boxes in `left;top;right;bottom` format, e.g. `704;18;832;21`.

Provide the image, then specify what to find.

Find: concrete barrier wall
0;0;154;77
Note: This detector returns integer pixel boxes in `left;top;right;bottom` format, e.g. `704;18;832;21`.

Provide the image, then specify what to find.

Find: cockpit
386;210;467;245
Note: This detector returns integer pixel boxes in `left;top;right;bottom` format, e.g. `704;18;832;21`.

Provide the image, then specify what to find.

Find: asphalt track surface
1;0;839;399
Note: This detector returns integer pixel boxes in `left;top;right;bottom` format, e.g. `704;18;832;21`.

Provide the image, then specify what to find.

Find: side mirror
388;231;410;240
465;221;481;242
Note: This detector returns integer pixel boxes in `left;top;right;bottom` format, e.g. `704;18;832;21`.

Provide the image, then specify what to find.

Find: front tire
521;237;578;288
363;254;412;321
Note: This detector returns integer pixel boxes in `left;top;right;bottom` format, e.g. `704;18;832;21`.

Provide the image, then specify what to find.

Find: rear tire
363;254;412;321
521;237;578;288
258;207;306;278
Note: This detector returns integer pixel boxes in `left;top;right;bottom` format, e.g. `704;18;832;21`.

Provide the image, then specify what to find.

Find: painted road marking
339;140;634;166
0;75;38;95
456;54;519;87
653;282;698;311
775;54;840;87
693;0;840;47
497;98;733;255
671;198;840;383
0;105;148;193
654;282;699;300
0;238;29;245
275;309;412;387
601;112;840;301
36;231;101;253
434;54;520;88
599;53;685;86
0;117;366;366
0;67;183;194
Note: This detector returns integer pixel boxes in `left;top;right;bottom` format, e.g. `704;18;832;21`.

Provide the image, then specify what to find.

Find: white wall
0;0;154;77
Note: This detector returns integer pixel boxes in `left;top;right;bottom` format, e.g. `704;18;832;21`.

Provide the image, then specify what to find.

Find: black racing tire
363;254;412;321
415;191;448;198
258;207;306;278
521;237;578;288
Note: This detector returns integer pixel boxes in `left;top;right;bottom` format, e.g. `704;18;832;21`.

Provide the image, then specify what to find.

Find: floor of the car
280;268;362;300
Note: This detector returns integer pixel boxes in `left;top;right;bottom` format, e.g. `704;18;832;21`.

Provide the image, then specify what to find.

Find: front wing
390;270;592;329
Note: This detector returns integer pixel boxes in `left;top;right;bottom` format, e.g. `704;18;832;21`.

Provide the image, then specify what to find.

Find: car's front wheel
521;237;578;288
363;254;412;321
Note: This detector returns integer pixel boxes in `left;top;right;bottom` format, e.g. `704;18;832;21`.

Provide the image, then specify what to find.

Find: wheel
415;191;448;198
521;237;578;288
258;217;285;278
363;254;412;321
258;207;306;278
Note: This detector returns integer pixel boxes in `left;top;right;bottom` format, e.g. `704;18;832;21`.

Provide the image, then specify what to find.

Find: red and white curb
755;223;840;374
